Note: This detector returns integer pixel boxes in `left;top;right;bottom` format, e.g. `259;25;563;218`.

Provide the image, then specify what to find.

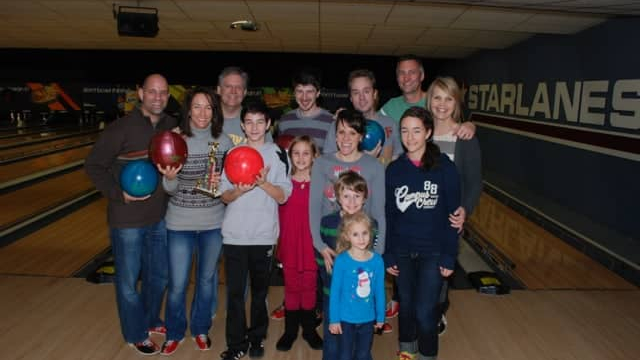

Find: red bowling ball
275;134;295;152
224;146;264;185
149;130;188;168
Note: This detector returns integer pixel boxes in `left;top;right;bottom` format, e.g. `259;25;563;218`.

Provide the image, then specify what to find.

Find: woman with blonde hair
426;76;483;336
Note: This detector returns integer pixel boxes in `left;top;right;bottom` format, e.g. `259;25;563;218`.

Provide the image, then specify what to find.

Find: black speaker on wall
117;6;159;38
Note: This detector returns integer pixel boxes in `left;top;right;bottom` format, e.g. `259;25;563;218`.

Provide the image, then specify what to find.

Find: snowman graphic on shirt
356;268;371;298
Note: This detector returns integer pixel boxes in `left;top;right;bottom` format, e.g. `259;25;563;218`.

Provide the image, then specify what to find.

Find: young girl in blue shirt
329;211;385;360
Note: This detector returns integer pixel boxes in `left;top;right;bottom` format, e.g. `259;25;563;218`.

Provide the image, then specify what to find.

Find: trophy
194;142;223;197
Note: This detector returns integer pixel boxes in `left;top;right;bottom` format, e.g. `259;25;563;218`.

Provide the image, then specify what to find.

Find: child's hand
386;265;399;276
156;163;183;181
255;166;270;187
440;266;454;277
449;206;466;233
321;247;337;274
329;323;342;334
374;322;384;335
235;183;255;193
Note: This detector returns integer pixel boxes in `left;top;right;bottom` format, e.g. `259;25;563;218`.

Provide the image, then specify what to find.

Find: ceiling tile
247;0;318;22
450;7;534;31
369;25;427;45
431;45;478;58
321;24;372;41
461;30;532;48
319;2;391;24
386;4;466;27
514;13;607;34
416;28;475;45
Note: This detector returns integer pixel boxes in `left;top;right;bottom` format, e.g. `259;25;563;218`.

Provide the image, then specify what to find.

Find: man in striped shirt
277;69;334;152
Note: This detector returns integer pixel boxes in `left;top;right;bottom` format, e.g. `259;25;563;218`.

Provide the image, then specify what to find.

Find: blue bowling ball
120;160;158;197
361;120;385;151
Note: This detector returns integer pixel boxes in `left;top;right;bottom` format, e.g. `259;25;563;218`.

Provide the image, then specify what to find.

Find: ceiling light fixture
230;20;259;31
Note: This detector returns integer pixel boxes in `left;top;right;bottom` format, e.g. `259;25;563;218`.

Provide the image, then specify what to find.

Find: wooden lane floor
468;192;635;290
0;144;92;184
0;126;79;143
0;275;638;360
0;198;109;277
0;131;97;161
0;169;96;235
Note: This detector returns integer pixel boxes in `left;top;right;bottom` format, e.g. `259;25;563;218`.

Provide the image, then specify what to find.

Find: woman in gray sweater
158;87;233;355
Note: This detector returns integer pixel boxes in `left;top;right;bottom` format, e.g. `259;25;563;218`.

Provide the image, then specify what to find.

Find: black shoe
249;341;264;358
301;310;323;350
438;314;447;336
276;332;297;351
276;309;300;351
220;348;247;360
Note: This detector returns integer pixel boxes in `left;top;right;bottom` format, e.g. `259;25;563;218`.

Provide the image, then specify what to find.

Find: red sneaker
149;325;167;335
385;300;399;319
160;339;183;356
382;322;393;334
270;304;285;320
129;338;160;356
193;334;211;351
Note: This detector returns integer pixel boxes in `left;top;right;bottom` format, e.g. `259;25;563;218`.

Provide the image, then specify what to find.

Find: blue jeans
165;228;223;340
110;220;168;343
395;253;443;357
338;321;374;360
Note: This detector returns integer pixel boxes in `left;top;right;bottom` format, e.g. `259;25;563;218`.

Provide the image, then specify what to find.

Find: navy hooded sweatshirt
384;153;461;270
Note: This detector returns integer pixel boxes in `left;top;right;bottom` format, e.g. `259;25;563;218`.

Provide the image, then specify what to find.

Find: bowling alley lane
0;198;109;277
0;169;96;237
0;145;91;185
0;130;98;161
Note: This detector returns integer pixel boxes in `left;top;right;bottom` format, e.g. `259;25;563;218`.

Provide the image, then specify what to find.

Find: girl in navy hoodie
384;106;461;360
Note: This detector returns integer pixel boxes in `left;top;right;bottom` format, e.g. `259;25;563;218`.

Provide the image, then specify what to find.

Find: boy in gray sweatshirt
218;102;292;360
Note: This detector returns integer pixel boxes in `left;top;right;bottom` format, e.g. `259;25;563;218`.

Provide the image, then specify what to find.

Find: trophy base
193;187;221;198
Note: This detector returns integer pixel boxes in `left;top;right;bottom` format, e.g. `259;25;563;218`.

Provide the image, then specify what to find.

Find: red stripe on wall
471;113;640;155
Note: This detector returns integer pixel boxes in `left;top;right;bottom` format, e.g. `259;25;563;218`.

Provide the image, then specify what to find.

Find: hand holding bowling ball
361;120;385;152
120;160;159;198
224;146;264;185
149;130;188;168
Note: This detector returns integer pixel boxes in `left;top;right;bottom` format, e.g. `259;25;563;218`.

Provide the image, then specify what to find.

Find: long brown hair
180;86;223;138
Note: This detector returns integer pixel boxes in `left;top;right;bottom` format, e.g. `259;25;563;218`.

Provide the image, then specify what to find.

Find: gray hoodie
220;142;292;245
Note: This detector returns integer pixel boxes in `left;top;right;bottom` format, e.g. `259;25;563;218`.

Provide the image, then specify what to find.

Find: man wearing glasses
85;73;177;355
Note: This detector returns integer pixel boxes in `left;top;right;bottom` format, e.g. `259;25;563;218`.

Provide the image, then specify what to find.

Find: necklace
293;175;310;189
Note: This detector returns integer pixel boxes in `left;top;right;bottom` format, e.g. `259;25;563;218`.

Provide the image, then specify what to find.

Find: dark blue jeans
395;253;443;357
338;321;374;360
110;219;168;343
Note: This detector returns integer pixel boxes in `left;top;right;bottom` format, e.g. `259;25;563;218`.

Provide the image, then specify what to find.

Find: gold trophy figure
194;142;223;197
